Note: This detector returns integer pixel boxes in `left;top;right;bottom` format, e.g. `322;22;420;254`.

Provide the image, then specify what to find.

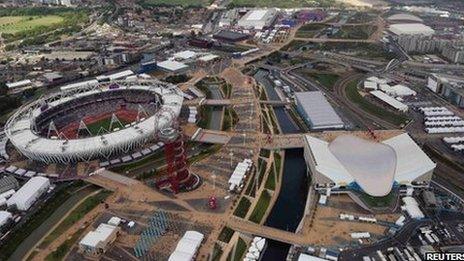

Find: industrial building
295;91;344;130
6;79;34;94
237;9;278;30
427;74;464;108
304;133;436;198
213;30;250;42
7;177;50;211
79;222;120;256
389;23;435;36
157;60;189;73
0;176;19;194
370;90;409;112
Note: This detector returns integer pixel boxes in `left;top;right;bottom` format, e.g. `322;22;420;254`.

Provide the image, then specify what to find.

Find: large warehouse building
427;73;464;108
304;133;436;198
237;9;278;30
295;91;344;130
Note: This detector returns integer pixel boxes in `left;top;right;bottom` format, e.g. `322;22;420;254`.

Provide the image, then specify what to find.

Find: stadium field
86;117;131;135
0;15;63;34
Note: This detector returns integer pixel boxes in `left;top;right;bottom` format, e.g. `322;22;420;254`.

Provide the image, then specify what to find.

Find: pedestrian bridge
227;217;309;246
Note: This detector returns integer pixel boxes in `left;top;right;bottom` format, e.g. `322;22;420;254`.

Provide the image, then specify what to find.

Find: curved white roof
305;133;436;197
328;135;396;197
5;79;183;163
387;13;423;23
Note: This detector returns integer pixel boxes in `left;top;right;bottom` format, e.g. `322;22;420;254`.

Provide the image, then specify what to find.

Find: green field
295;23;328;38
330;25;377;40
230;0;336;8
249;190;271;223
0;15;63;34
86;117;130;135
305;72;340;91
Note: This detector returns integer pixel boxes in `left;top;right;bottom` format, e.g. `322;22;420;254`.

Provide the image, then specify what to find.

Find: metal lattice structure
157;128;196;194
5;79;183;164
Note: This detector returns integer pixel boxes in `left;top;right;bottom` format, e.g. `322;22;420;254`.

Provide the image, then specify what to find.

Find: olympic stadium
5;79;183;164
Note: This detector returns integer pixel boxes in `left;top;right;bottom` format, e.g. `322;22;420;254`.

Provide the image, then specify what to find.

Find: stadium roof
305;133;436;197
295;91;344;130
389;23;434;36
5;79;183;163
387;13;423;23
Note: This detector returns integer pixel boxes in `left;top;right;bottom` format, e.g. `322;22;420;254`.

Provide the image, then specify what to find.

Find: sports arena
5;79;183;164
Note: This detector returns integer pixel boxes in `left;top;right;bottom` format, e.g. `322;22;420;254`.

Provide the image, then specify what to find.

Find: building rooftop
389;23;435;36
305;133;436;197
387;13;423;23
157;60;189;72
80;223;118;247
295;91;344;130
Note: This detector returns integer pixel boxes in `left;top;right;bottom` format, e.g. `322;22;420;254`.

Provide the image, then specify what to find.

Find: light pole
229;150;234;168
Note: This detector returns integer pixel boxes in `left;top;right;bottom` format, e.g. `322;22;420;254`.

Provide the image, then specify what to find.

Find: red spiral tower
157;127;198;193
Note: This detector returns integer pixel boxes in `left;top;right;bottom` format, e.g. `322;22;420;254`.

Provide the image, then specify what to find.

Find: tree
0;82;7;96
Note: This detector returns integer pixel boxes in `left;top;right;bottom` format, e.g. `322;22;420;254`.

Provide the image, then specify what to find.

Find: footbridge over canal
227;217;309;246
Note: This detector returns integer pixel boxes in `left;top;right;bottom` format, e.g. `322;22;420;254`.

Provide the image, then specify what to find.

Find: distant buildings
237;9;278;30
157;60;189;74
427;74;464;108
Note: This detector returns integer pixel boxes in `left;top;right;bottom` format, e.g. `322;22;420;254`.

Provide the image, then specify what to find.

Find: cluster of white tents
7;177;50;211
244;237;266;261
188;107;198;124
168;231;204;261
420;107;464;133
364;76;416;104
228;159;253;192
401;197;424;219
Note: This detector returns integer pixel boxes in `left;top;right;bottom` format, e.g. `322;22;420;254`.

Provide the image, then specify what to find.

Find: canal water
254;70;300;134
261;148;309;261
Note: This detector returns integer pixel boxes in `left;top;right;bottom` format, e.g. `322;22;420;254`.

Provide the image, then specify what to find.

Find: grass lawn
274;152;281;179
86;117;130;135
233;197;252;218
218;226;234;243
249;190;271;223
0;15;63;34
330;25;377;40
45;227;86;261
306;72;339;91
345;79;409;127
359;191;397;208
39;190;112;248
230;0;336;8
197;106;213;129
222;107;239;131
265;163;276;190
233;238;247;261
295;23;327;38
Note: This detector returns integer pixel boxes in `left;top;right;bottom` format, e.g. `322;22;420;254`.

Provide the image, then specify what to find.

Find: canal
261;149;309;260
254;70;300;134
